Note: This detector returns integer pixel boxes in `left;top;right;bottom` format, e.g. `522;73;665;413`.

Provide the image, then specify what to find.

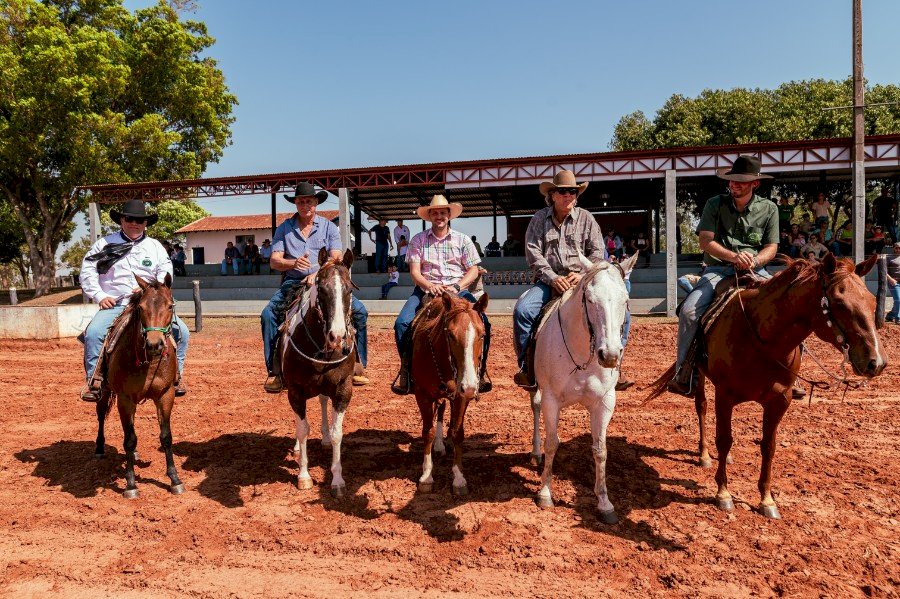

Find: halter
287;269;355;367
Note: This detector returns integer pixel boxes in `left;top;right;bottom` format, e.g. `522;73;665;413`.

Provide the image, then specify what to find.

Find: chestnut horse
95;274;183;499
647;253;887;518
410;291;489;496
281;248;357;497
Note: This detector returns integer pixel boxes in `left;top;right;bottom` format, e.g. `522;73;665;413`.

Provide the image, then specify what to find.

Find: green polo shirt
698;193;779;266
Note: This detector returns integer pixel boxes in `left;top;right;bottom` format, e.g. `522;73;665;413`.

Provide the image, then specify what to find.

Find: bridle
286;267;355;367
133;292;174;368
423;298;482;398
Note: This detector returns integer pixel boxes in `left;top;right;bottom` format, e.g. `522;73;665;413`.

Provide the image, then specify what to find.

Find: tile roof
176;211;340;233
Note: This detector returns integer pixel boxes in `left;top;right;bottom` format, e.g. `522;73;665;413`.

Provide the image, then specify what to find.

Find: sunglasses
554;189;578;196
123;216;147;224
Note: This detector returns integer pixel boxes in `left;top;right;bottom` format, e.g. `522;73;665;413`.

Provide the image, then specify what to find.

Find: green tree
60;234;91;274
0;0;236;296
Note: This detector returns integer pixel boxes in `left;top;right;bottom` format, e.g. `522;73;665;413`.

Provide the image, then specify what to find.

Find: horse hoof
418;481;433;494
725;453;733;465
536;495;554;509
452;485;468;497
716;497;734;512
759;504;781;519
170;483;185;495
330;485;346;499
598;510;619;525
123;489;139;500
297;476;314;490
530;454;544;468
698;457;713;468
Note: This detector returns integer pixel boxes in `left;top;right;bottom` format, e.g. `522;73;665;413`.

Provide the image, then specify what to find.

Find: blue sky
104;0;900;247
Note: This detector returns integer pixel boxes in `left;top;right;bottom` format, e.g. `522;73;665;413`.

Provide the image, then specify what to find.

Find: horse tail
642;362;676;404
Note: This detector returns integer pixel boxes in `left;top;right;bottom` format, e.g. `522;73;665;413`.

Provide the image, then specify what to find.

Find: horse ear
318;247;328;266
135;276;149;291
441;290;454;310
163;273;172;288
577;253;593;271
855;252;878;277
473;292;489;313
619;251;639;276
343;248;354;268
822;252;837;274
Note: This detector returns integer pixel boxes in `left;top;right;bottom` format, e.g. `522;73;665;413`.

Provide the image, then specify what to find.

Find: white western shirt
80;231;173;305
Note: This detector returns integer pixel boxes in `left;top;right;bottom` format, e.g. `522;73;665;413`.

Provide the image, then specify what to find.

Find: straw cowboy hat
716;155;773;182
283;182;329;204
109;199;159;226
417;194;463;221
539;170;589;202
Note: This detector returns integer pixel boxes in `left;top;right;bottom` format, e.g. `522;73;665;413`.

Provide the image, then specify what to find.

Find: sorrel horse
410;291;489;496
529;253;637;523
646;253;887;519
281;248;357;497
95;274;183;499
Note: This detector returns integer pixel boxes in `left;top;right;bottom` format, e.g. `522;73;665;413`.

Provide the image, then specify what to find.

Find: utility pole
852;0;865;263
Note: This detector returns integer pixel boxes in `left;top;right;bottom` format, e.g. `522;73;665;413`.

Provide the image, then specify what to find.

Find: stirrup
391;368;410;395
513;369;537;390
80;381;102;402
263;374;283;394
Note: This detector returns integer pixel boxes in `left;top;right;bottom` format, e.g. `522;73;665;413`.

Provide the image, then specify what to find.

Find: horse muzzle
597;348;621;369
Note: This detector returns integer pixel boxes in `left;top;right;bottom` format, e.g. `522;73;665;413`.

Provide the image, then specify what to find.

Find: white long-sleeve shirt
80;231;173;305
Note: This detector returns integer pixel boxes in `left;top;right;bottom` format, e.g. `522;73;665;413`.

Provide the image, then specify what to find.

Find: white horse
529;253;637;523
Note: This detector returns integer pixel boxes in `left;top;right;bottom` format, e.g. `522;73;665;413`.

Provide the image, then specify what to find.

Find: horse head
812;253;887;377
576;252;638;369
314;248;355;356
134;274;175;359
438;291;488;400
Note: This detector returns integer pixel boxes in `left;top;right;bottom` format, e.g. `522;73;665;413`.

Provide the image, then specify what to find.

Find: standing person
245;239;260;275
393;219;411;271
886;242;900;323
172;244;187;276
777;196;795;233
221;242;239;275
259;239;272;273
381;264;399;299
502;233;521;257
471;235;484;258
667;155;781;396
260;183;370;393
873;187;898;243
391;195;491;394
235;238;248;274
369;218;393;273
630;231;652;268
485;236;501;257
810;192;832;233
79;200;189;401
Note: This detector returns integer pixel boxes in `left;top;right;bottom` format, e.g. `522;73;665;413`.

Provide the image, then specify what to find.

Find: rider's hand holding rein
293;252;312;272
99;297;117;310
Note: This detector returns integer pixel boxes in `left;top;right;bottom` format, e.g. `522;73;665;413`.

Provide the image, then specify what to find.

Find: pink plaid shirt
406;228;480;287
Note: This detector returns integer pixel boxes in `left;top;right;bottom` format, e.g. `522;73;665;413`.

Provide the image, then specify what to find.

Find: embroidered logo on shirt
142;258;152;267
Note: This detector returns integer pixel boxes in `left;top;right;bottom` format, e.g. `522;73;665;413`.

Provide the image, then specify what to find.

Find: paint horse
646;254;887;518
281;248;357;497
410;291;489;496
529;253;638;523
95;274;184;499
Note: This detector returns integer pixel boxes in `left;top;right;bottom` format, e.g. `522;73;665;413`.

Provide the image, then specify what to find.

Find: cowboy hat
538;170;589;202
109;199;158;226
416;194;463;221
717;155;773;182
283;182;329;204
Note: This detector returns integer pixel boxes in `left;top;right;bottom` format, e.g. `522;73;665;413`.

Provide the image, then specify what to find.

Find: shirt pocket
544;228;560;252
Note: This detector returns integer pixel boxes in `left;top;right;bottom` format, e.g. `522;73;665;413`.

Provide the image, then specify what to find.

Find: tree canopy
0;0;236;295
610;79;900;151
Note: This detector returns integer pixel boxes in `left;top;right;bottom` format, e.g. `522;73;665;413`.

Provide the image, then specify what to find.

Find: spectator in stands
800;232;828;260
811;192;832;232
787;224;805;257
260;239;272;273
612;229;624;260
172;244;187;276
873;187;898;243
886;241;900;323
393;219;410;271
832;221;853;257
245;239;260;274
485;236;501;257
629;231;652;268
369;218;393;273
502;233;522;257
805;250;820;264
221;241;239;275
777;196;795;233
380;264;399;299
605;231;617;258
471;235;484;258
865;224;886;255
235;239;248;274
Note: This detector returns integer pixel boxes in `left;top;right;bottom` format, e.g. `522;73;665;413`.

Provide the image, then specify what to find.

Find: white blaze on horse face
587;270;625;367
328;271;347;340
460;321;478;395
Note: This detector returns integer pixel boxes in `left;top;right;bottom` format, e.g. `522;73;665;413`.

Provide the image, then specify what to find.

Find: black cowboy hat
283;182;329;204
109;199;159;226
717;155;773;182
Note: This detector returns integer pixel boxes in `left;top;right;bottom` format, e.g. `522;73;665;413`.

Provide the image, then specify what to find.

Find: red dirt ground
1;317;898;598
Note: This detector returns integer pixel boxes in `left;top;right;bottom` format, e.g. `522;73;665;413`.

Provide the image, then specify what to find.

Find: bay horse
281;248;357;497
95;274;183;499
646;253;887;518
411;291;489;496
529;253;637;523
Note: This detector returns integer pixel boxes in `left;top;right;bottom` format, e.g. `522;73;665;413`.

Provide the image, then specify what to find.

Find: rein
129;290;175;403
422;299;460;397
557;287;596;374
286;271;355;367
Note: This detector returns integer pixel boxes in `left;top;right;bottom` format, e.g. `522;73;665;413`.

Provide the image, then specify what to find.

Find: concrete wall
0;304;98;339
184;228;273;264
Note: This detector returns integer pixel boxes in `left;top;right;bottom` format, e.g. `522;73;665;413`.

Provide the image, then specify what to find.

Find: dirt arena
1;317;898;598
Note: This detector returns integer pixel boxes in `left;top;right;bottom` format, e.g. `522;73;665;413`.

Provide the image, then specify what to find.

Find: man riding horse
513;170;634;390
79;199;190;401
667;155;803;399
261;182;369;393
391;194;492;395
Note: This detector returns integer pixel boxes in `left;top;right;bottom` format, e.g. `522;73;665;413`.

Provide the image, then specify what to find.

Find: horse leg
319;394;332;448
94;390;109;458
713;393;736;511
589;390;618;524
416;392;436;493
530;389;543;467
536;392;561;509
328;404;346;498
118;397;139;499
695;374;712;468
293;400;313;490
758;394;790;519
156;389;184;495
433;400;446;457
449;396;470;497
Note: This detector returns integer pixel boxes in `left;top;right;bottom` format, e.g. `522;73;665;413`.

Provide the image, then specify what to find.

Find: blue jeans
381;281;397;299
396;254;406;272
83;304;189;381
393;287;491;369
889;282;900;320
221;259;238;275
260;279;368;374
513;280;632;369
375;242;389;273
676;265;770;370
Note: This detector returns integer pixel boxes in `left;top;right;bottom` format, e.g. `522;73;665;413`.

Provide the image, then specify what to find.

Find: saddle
518;294;565;388
84;303;136;391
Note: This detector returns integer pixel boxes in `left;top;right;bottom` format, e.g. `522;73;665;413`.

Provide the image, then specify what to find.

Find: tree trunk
30;246;57;296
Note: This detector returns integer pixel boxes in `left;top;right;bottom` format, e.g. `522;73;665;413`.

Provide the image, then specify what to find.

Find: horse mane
127;280;164;306
759;255;858;297
418;294;476;346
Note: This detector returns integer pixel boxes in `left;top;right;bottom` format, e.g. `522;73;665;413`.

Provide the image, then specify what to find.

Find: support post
665;170;677;317
492;197;498;240
8;287;17;306
88;202;101;243
852;0;866;263
192;280;202;333
338;188;351;252
271;192;277;238
876;253;887;328
654;200;661;253
353;192;362;256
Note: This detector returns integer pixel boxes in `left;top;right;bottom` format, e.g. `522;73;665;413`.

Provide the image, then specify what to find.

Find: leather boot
391;354;411;395
478;368;492;393
174;372;187;397
666;365;695;397
264;374;283;394
80;381;102;402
